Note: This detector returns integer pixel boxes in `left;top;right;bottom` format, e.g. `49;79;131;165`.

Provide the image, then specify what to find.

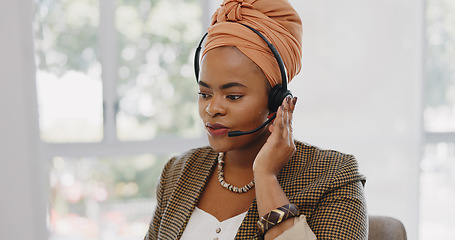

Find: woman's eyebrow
198;81;210;88
197;81;247;90
220;82;247;89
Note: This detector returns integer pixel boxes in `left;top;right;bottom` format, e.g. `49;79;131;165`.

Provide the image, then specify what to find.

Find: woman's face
198;46;271;153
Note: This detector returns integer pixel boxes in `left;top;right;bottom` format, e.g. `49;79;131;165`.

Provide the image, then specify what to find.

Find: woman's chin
206;135;237;153
207;139;230;153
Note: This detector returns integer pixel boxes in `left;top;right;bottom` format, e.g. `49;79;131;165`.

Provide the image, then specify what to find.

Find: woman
145;0;367;239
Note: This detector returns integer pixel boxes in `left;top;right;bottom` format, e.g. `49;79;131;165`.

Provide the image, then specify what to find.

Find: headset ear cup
269;84;292;112
268;85;281;112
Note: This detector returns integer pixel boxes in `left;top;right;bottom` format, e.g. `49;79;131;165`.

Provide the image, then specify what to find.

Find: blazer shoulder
170;145;214;165
293;140;365;185
294;140;355;161
161;146;215;179
294;140;359;168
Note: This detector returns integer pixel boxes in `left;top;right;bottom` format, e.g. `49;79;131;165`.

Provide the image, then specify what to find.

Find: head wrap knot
215;0;255;22
203;0;302;87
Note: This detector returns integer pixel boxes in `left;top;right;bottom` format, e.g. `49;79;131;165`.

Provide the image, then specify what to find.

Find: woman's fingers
270;96;297;139
287;97;297;137
270;105;284;138
282;97;290;138
289;97;297;123
285;96;296;131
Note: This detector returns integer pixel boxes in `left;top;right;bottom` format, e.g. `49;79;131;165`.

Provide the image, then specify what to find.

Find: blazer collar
160;148;218;239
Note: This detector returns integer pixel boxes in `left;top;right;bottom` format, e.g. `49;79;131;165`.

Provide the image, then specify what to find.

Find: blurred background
0;0;454;239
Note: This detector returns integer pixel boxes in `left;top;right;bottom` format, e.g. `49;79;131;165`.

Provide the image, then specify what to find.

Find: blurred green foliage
34;0;99;76
115;0;203;139
426;0;455;108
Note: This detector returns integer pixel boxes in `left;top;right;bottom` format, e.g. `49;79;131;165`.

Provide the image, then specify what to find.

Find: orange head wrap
201;0;302;87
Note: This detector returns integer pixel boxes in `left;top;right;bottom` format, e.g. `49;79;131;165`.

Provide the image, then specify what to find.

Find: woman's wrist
254;167;296;239
254;173;288;214
253;170;276;179
253;164;281;178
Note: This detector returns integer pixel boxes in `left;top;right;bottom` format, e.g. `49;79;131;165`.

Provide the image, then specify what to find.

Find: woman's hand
253;96;297;177
253;96;298;239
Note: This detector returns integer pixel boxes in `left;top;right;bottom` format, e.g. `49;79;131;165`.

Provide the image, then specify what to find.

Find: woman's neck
224;131;271;169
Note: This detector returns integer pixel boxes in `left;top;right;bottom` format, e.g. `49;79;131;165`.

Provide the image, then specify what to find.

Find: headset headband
194;24;287;89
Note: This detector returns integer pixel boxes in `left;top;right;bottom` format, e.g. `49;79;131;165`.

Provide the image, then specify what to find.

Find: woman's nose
205;98;226;117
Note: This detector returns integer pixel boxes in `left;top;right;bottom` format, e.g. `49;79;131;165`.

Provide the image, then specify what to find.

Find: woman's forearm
254;173;294;239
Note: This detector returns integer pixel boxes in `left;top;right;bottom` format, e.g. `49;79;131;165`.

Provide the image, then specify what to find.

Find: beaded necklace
217;152;255;193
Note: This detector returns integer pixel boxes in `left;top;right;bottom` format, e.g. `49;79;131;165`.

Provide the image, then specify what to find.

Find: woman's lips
206;123;230;136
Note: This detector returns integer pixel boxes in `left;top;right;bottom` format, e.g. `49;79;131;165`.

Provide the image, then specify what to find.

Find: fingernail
286;96;291;104
292;97;298;105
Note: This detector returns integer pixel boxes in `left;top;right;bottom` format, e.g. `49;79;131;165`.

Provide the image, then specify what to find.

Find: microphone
228;113;277;137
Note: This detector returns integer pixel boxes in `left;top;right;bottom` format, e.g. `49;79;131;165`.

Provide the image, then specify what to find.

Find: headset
194;23;292;137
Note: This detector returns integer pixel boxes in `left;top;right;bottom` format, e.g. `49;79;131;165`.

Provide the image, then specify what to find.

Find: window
34;0;103;143
421;0;455;239
33;0;207;238
48;154;169;239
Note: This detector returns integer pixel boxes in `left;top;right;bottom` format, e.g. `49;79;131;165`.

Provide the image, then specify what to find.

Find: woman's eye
198;92;211;99
227;95;242;100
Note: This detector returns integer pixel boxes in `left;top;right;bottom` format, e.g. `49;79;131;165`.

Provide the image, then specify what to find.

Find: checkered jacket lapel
157;148;217;239
235;199;260;239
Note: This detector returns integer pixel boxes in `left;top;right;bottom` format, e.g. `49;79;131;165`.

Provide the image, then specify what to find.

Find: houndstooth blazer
145;140;368;239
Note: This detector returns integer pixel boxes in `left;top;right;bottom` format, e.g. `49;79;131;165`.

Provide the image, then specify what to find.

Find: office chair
368;215;407;240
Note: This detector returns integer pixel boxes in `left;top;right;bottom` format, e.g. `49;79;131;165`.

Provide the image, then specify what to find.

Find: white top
180;207;247;240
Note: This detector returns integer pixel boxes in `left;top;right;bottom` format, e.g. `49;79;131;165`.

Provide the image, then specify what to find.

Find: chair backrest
368;215;407;240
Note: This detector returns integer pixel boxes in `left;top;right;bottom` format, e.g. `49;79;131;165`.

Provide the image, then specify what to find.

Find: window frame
425;132;455;143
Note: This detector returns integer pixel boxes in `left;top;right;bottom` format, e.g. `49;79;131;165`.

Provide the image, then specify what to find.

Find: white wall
0;0;47;239
289;1;423;239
